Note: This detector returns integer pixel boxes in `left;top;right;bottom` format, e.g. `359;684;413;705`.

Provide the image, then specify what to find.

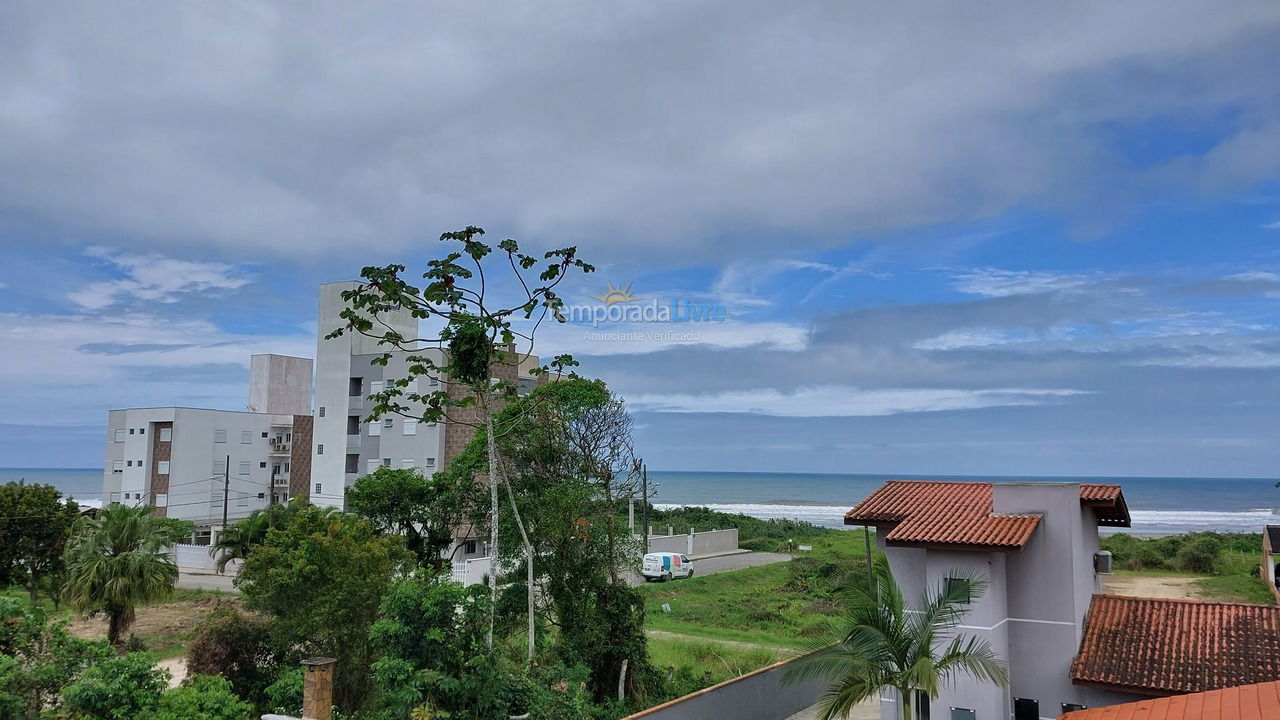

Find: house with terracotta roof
846;481;1143;720
846;480;1280;720
1061;679;1280;720
1264;525;1280;603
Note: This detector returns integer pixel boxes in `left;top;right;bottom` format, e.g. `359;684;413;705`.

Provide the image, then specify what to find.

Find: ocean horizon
5;467;1276;536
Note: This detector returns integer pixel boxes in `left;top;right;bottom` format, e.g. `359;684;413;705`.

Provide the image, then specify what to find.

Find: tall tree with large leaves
785;558;1009;720
329;225;595;653
346;466;486;568
62;504;181;648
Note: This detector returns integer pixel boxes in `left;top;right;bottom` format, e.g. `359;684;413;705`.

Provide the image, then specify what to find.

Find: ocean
5;467;1276;536
646;470;1279;535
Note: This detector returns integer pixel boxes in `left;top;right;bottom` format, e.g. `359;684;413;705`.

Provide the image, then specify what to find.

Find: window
347;415;361;435
237;492;247;507
369;420;381;437
401;458;415;468
114;429;125;442
371;380;383;395
318;406;326;418
381;457;392;467
157;461;170;475
238;461;251;475
126;460;133;467
213;459;227;475
1062;705;1088;715
317;444;324;455
349;377;363;397
156;493;168;507
112;460;123;472
129;428;135;435
425;457;436;467
950;709;975;720
915;691;930;720
123;492;130;500
406;380;418;393
138;427;145;435
382;418;393;429
272;464;281;475
465;539;477;554
366;458;379;473
261;431;268;438
159;427;172;442
403;419;417;435
259;461;267;468
429;376;439;386
215;429;228;443
944;577;972;604
345;454;360;473
314;482;322;494
1014;699;1038;720
241;431;252;444
136;459;142;466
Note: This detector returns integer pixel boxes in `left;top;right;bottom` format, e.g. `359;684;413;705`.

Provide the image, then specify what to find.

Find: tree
147;675;254;720
62;504;179;648
236;506;409;713
0;597;111;719
58;652;170;720
784;558;1008;720
0;482;81;603
209;497;322;573
185;605;281;711
347;466;486;568
330;225;595;651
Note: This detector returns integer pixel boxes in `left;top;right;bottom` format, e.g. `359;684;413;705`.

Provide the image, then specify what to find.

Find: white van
641;552;694;582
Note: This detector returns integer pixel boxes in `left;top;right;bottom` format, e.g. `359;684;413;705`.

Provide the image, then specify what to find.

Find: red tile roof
844;480;1129;549
1061;680;1280;720
1072;595;1280;695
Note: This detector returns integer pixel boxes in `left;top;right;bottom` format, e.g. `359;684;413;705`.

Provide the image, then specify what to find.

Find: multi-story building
311;281;540;511
101;354;313;530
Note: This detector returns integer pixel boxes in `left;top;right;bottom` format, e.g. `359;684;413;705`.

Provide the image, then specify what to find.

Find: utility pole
222;454;230;530
641;461;649;554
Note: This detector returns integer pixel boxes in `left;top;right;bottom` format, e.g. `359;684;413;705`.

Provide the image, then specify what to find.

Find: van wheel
664;572;672;582
687;569;694;578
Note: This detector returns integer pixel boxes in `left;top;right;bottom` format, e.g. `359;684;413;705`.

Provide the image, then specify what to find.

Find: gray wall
646;529;739;556
623;653;827;720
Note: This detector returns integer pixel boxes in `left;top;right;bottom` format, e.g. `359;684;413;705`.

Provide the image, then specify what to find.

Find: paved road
179;550;792;592
178;571;238;592
626;551;792;586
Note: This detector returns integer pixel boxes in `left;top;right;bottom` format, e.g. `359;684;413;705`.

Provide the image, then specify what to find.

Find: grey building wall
249;354;313;415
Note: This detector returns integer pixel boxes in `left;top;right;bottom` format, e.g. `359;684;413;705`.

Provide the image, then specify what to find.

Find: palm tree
786;558;1009;720
62;503;179;648
209;498;332;572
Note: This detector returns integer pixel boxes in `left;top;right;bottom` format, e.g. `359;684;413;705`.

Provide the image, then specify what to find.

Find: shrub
0;598;111;720
185;605;281;709
59;652;169;720
148;675;253;720
1175;534;1223;574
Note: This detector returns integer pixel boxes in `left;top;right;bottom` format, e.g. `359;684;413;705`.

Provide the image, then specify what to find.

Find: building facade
846;481;1140;720
101;354;313;528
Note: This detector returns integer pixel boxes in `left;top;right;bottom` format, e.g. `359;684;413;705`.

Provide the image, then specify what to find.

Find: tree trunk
107;607;128;650
485;411;499;650
502;469;536;665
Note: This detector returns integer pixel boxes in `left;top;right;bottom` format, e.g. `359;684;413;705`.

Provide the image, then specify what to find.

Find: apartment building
101;354;313;526
311;281;540;511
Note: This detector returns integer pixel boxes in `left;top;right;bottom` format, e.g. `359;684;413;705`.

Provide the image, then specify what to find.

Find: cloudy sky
2;2;1279;476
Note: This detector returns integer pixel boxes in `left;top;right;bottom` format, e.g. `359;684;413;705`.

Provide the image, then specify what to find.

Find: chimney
301;657;336;720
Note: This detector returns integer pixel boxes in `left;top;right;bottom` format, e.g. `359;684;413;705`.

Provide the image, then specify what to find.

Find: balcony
272;474;290;488
348;395;363;411
269;441;291;455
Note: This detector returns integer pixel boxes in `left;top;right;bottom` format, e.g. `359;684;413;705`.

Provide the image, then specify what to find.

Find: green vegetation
1102;532;1272;604
641;505;832;552
640;530;870;648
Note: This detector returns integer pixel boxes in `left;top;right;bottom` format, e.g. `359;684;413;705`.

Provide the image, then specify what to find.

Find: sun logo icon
591;280;642;305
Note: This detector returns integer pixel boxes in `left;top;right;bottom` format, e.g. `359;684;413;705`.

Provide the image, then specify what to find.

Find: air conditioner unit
1093;550;1113;574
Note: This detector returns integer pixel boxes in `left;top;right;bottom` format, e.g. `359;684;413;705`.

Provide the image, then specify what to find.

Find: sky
2;2;1279;477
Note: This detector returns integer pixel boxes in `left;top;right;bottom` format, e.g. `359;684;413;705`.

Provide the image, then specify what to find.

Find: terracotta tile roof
844;480;1129;549
1079;483;1131;526
1061;680;1280;720
1073;595;1280;695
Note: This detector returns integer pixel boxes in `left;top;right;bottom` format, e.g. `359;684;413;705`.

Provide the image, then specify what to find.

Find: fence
172;543;240;574
623;651;827;720
645;528;739;556
451;556;491;586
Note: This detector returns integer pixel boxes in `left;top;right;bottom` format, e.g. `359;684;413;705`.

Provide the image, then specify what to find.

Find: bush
59;652;169;720
1175;535;1224;574
148;675;253;720
185;605;281;709
0;598;111;720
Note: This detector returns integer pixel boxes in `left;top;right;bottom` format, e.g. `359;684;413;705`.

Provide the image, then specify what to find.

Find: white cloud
626;385;1089;417
950;268;1095;297
68;248;251;310
538;318;809;356
1264;220;1280;229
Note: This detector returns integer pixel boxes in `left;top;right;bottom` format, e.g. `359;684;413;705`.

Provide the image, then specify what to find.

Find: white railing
451;556;491;586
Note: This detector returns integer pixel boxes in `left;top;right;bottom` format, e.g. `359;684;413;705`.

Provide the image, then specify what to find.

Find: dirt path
1103;573;1211;600
646;628;794;653
67;594;242;667
156;657;188;688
